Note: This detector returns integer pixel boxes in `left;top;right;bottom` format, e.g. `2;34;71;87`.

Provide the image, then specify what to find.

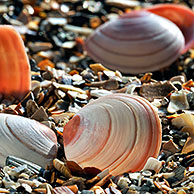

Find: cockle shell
0;25;31;100
63;93;162;175
84;4;194;74
0;113;58;168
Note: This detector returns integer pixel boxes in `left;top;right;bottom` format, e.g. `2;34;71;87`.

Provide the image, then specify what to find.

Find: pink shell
146;4;194;54
84;10;185;74
0;113;58;168
63;93;162;175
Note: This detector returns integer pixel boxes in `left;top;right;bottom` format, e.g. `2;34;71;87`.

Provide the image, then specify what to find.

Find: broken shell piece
167;90;190;113
172;113;194;154
162;139;180;154
0;113;57;168
53;159;72;179
53;186;75;194
117;177;131;189
89;63;109;75
53;82;86;94
63;93;162;175
140;81;175;102
90;89;113;98
170;75;186;85
91;186;106;194
142;157;163;173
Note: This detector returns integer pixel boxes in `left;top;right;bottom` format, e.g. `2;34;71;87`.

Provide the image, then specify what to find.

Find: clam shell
84;10;185;74
63;93;162;175
0;25;31;100
0;113;58;168
146;4;194;54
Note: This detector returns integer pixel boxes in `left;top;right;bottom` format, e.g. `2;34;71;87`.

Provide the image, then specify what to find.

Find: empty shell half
0;113;58;168
63;93;162;175
84;10;185;74
0;25;31;100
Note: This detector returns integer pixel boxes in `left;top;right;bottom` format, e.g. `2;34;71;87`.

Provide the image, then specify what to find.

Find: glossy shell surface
0;113;58;168
146;4;194;53
63;93;162;175
84;11;184;74
0;25;31;100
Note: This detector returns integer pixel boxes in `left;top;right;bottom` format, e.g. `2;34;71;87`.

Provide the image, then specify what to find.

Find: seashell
53;186;76;194
172;113;194;154
0;25;31;100
0;113;58;168
142;157;163;173
53;159;72;179
167;89;190;113
63;93;162;175
84;4;194;74
146;4;194;54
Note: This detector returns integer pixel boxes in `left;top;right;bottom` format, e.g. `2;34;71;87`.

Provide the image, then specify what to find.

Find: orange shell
0;25;31;100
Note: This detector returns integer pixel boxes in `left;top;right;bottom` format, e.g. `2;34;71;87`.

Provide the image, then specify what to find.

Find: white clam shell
0;113;58;168
63;93;162;175
84;11;185;74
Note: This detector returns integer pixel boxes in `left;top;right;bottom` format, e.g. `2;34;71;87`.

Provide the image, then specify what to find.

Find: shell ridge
81;97;138;173
88;30;181;57
8;29;21;98
4;114;54;159
103;97;139;173
64;104;111;163
85;39;182;73
0;30;9;94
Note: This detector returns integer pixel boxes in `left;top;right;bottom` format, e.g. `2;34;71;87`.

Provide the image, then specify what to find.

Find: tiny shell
0;113;58;168
167;90;190;113
142;157;163;173
63;93;162;175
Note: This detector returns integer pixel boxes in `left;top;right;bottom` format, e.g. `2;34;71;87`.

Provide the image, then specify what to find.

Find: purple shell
84;11;185;74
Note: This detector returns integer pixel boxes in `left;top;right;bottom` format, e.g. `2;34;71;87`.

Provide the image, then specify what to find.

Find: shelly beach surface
1;0;194;193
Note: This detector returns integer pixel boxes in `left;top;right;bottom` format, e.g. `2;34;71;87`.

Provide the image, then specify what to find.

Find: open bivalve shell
0;113;58;168
63;93;162;175
84;4;194;74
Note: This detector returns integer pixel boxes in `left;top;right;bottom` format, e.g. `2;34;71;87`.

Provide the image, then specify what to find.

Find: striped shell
146;4;194;54
0;25;31;100
0;113;57;168
84;4;194;74
63;93;162;175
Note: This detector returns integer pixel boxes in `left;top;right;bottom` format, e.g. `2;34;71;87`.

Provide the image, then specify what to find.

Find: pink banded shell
84;11;185;74
146;4;194;54
63;93;162;175
0;113;58;168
